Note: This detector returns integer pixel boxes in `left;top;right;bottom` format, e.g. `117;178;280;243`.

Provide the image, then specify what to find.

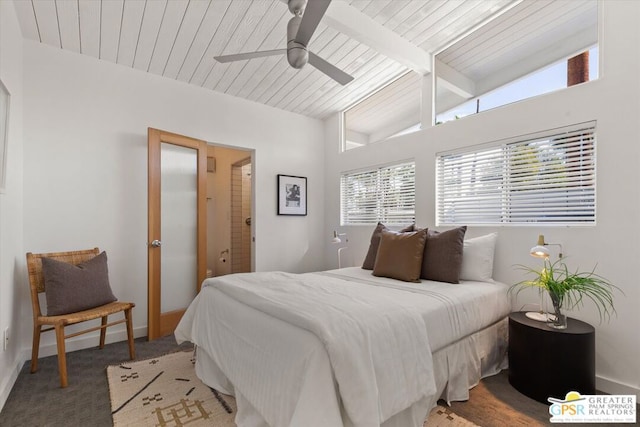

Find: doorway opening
231;157;252;273
206;145;254;278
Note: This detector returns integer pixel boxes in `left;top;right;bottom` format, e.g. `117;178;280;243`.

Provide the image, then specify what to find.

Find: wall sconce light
530;234;563;259
332;230;347;268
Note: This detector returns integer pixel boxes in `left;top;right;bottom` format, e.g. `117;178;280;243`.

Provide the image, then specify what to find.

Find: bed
175;265;511;427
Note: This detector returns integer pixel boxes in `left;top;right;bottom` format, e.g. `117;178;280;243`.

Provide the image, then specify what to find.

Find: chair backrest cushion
41;251;117;316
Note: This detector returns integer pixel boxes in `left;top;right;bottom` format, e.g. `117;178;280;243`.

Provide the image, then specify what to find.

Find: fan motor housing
287;16;308;69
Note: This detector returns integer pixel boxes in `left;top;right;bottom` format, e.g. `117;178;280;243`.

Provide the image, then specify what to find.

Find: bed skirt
191;317;508;427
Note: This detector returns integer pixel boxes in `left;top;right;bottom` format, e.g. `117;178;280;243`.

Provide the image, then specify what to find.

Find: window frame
340;160;416;226
436;122;597;227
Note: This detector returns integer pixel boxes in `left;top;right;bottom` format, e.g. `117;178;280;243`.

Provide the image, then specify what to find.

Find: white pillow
460;233;497;282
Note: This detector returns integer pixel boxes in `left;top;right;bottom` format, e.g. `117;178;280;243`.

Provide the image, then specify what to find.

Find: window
436;47;599;124
436;123;596;225
435;0;598;125
341;161;415;225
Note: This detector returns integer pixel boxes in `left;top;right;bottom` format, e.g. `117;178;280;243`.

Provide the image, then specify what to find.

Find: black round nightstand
508;311;595;404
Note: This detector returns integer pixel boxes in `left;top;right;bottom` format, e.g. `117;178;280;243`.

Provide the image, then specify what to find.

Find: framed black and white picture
0;78;9;193
277;174;307;216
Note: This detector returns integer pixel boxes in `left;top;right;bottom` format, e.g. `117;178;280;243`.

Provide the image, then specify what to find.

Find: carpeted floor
0;336;631;427
0;335;192;427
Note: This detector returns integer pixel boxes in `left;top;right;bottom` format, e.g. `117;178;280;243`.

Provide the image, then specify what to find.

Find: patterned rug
107;350;477;427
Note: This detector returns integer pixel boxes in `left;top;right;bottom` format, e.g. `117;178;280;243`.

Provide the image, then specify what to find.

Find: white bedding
175;267;511;427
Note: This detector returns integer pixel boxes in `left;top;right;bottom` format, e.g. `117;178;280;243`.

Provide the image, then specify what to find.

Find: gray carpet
0;335;192;427
0;337;634;427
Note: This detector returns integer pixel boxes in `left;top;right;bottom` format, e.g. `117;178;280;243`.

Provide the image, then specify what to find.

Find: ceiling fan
214;0;354;85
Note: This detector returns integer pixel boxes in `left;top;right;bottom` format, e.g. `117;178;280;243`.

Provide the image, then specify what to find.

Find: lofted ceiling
345;0;597;145
12;0;596;122
12;0;517;120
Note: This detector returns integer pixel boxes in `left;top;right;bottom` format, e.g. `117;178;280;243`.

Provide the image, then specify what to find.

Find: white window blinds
341;161;416;225
437;123;596;225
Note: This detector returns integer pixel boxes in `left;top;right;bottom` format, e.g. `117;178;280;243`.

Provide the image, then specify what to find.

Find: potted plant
510;258;619;329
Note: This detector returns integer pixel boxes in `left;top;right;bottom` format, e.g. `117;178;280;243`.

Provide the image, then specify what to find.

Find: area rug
107;350;478;427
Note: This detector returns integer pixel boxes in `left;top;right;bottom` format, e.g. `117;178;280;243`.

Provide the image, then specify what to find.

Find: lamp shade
530;234;549;258
530;245;550;258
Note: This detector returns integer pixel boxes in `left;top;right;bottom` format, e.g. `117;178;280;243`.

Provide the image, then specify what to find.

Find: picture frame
277;174;307;216
0;78;9;193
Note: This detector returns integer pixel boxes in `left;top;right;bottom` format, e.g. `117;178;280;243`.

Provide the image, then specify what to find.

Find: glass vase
548;292;568;329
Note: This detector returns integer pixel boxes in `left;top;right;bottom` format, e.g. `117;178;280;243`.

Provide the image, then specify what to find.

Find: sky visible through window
437;46;599;124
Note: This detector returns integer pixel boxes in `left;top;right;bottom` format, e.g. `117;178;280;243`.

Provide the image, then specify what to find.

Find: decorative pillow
373;229;427;282
42;251;117;316
362;222;415;270
460;233;498;282
420;226;467;284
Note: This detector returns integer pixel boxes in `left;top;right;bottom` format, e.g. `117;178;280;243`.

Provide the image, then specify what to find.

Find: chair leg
99;316;107;349
30;324;41;373
125;308;135;360
54;324;68;388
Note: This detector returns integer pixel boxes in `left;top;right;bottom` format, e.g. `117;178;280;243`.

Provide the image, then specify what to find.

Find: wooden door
147;128;207;340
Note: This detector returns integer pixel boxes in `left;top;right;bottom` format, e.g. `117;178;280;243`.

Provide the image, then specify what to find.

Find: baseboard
597;375;640;399
0;355;25;413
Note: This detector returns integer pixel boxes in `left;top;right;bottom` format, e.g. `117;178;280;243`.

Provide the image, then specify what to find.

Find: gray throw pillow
373;229;428;282
362;222;415;270
42;251;117;316
420;226;467;284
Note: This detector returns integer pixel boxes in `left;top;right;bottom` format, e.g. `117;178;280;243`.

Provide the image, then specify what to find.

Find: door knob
150;240;162;247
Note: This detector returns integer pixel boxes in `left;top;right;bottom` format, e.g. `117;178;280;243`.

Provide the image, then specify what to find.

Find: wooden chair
26;248;136;388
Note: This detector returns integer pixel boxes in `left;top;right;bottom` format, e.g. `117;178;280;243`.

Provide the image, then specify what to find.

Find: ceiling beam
435;59;476;99
321;1;432;75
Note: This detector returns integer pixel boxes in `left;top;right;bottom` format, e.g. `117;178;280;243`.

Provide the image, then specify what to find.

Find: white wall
18;40;325;360
325;0;640;397
0;0;25;412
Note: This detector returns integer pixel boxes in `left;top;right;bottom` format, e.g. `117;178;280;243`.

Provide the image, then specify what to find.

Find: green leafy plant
510;258;620;325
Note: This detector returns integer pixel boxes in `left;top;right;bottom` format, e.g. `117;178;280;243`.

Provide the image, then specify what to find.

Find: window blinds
341;161;416;225
437;123;596;225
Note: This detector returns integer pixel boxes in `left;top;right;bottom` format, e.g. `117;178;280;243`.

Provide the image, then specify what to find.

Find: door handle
150;240;162;247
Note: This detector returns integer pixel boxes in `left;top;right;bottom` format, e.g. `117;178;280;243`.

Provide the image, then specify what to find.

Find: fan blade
308;52;353;85
295;0;332;46
214;49;286;63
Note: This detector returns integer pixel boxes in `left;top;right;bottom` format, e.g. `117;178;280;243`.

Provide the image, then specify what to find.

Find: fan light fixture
213;0;354;85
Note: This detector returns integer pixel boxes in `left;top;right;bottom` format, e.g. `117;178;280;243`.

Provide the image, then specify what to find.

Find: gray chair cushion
42;251;117;316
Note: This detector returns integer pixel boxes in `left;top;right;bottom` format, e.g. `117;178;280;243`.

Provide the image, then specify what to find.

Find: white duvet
175;268;510;427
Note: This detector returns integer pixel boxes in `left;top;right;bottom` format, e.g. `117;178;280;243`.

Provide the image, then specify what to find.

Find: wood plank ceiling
12;0;519;120
14;0;513;119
